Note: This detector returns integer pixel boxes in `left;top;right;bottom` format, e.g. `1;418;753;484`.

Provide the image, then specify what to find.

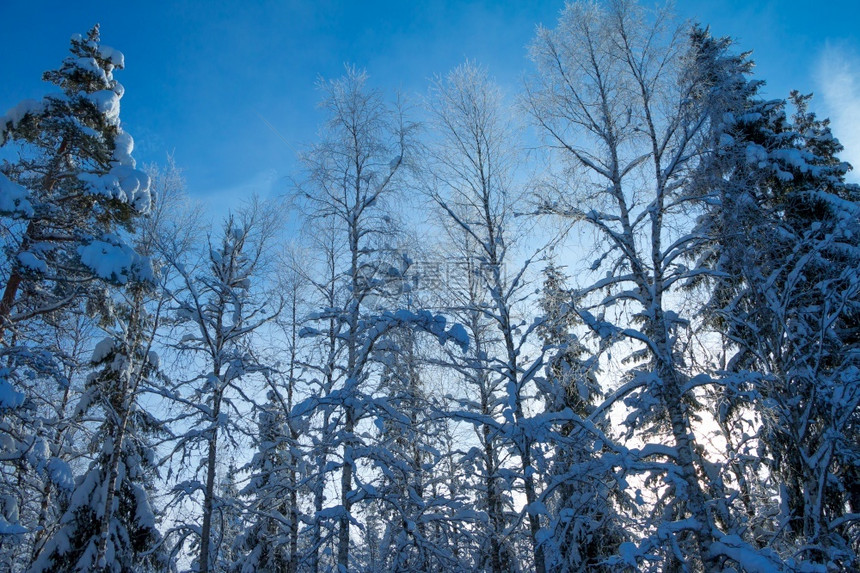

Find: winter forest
1;1;859;571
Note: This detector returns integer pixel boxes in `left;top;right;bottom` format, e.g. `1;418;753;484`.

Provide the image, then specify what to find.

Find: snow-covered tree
162;201;283;573
231;393;293;573
25;157;187;573
689;26;860;565
535;264;628;572
296;66;467;571
0;24;150;337
437;244;516;573
212;460;244;572
427;61;552;572
291;218;346;573
0;308;99;573
298;66;408;570
0;25;151;569
367;323;466;572
526;1;758;568
28;311;170;573
232;258;310;573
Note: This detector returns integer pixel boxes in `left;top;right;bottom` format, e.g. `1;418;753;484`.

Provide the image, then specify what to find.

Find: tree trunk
522;448;546;573
0;221;36;341
288;475;298;573
199;386;223;573
337;218;361;572
287;295;300;573
337;408;355;571
311;455;325;573
484;432;505;573
653;322;715;571
0;138;67;341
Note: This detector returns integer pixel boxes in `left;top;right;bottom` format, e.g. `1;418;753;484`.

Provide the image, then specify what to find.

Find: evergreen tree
691;25;860;565
371;327;460;572
0;25;151;568
536;264;627;572
0;24;151;336
232;394;292;573
213;460;244;573
27;296;170;573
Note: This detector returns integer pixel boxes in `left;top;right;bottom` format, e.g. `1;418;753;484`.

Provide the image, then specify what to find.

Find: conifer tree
536;264;627;572
232;394;292;573
0;25;151;565
0;24;151;337
26;158;178;573
691;25;860;565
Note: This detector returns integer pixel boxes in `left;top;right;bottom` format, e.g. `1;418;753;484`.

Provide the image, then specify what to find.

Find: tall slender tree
536;263;628;572
527;1;741;568
428;61;550;573
163;201;282;573
297;67;413;571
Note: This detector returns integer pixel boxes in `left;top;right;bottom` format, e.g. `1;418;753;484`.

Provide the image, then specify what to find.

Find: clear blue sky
2;0;859;206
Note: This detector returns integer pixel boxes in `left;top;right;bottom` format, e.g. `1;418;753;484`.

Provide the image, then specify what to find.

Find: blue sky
2;0;859;207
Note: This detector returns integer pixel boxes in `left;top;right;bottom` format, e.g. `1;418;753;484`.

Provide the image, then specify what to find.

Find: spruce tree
536;264;627;572
691;24;860;566
232;394;292;573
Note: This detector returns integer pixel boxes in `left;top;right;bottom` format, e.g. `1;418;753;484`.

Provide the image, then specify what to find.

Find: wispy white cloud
814;42;860;182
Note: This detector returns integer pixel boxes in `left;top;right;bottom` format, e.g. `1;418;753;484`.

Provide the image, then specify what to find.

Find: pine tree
370;326;459;572
213;460;244;573
27;158;172;572
0;25;151;567
537;264;599;420
232;258;308;573
0;24;151;337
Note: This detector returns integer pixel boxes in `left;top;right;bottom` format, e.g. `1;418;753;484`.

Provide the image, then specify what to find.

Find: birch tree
296;67;411;567
528;1;734;568
163;201;282;573
297;66;467;571
428;62;550;573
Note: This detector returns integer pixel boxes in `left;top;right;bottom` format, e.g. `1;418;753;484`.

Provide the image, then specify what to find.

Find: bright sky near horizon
2;0;859;209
